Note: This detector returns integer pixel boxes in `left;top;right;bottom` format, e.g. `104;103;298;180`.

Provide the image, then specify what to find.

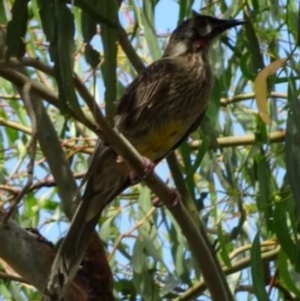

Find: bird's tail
46;143;129;299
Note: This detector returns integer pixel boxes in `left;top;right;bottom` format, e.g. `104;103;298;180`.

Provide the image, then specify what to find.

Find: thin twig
229;240;277;260
0;117;32;134
220;92;287;106
0;271;29;284
0;172;86;197
190;130;286;149
0;185;19;195
0;94;21;99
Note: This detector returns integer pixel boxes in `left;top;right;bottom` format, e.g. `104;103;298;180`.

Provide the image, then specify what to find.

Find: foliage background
0;0;300;300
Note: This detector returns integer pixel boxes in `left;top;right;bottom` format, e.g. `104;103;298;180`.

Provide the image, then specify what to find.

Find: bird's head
164;14;246;57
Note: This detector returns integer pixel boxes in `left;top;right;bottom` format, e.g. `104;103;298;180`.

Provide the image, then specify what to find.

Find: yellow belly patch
135;120;184;160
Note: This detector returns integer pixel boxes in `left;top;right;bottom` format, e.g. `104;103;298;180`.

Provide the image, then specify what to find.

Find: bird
45;13;246;300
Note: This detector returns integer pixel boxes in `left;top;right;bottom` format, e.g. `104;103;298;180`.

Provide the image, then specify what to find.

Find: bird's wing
116;58;175;124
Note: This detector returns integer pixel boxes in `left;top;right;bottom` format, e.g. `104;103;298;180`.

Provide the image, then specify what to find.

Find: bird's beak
202;18;247;41
220;19;248;30
213;18;247;36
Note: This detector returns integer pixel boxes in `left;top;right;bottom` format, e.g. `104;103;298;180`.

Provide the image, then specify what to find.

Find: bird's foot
129;156;155;185
152;189;181;207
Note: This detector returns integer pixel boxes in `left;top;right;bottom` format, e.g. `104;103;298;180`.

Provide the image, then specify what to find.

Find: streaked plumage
45;14;246;301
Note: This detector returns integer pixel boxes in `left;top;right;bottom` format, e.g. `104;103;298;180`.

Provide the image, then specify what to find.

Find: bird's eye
197;22;212;38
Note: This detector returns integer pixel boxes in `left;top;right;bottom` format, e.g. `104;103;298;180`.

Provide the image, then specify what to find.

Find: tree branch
191;130;286;149
0;214;88;301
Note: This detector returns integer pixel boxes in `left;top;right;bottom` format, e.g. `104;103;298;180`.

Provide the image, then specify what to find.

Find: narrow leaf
81;9;101;68
81;10;97;43
274;201;299;268
140;1;162;60
99;0;118;124
39;0;55;43
53;0;82;116
285;80;300;221
6;0;29;59
251;233;271;301
255;59;286;125
278;249;300;298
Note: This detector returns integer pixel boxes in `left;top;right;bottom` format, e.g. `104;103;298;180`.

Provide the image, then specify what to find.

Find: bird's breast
136;120;185;160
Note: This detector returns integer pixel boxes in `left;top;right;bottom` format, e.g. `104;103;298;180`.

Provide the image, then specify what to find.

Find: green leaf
287;78;300;132
160;273;181;297
179;140;195;199
99;0;118;124
274;76;300;84
6;0;29;59
286;195;299;238
186;133;209;182
278;249;300;298
137;185;152;214
285;79;300;220
81;9;101;68
99;215;116;242
81;9;97;43
116;279;136;301
240;51;256;81
7;282;27;301
139;1;162;60
250;233;271;301
84;44;101;69
244;14;265;74
5;124;19;144
132;238;160;301
252;0;260;12
255;118;269;144
169;218;191;285
217;223;232;267
40;198;58;211
39;0;55;43
274;201;299;269
254;147;273;232
51;0;83;118
0;0;7;24
140;229;163;263
132;238;146;274
22;192;38;227
178;0;194;23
